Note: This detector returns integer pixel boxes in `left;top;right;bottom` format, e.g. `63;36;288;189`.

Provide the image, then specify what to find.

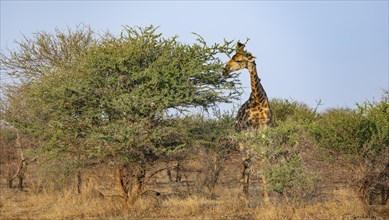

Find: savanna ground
1;138;388;219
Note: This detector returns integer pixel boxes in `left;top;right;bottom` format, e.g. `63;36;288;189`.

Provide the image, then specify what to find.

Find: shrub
356;97;389;156
355;96;389;205
270;98;317;127
309;94;389;205
309;108;371;156
310;95;388;158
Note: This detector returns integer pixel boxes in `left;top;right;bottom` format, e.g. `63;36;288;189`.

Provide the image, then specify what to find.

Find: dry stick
115;168;128;200
7;155;13;188
145;163;179;184
8;132;37;185
8;131;23;182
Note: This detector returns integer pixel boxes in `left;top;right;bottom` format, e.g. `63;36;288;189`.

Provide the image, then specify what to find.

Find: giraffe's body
235;61;271;131
223;42;272;199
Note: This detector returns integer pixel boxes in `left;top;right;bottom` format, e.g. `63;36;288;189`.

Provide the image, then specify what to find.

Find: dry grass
0;187;122;219
157;189;252;219
254;189;367;220
2;183;383;220
1;153;388;219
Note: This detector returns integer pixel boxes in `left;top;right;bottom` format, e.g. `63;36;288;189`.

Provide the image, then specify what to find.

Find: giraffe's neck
247;61;268;103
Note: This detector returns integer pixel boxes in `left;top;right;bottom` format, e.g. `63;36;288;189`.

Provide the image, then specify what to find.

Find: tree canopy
1;25;240;165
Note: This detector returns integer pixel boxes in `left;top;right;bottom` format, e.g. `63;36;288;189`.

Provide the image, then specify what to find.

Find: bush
356;97;389;156
270;98;317;127
309;108;371;156
309;94;389;205
355;97;389;205
310;95;388;158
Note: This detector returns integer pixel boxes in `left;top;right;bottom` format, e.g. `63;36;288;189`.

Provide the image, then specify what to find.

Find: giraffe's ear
236;42;245;53
245;53;257;62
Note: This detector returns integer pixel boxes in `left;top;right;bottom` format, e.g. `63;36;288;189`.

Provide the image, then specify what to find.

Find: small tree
355;97;389;205
1;25;240;203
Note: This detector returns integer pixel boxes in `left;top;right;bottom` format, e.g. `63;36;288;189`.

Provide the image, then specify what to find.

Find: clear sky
1;1;388;111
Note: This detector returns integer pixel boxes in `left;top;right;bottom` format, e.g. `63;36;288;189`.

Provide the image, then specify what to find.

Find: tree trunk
7;155;13;188
76;171;82;194
116;168;127;200
18;174;23;190
176;162;182;183
167;167;173;182
115;166;146;205
17;159;28;191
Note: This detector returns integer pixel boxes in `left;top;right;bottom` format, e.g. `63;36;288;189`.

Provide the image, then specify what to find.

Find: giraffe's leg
259;158;269;202
260;173;269;202
239;142;245;183
240;142;251;196
242;158;251;196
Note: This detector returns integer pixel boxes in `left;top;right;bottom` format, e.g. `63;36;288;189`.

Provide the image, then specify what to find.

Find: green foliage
310;96;388;158
270;98;317;127
263;156;317;200
0;127;17;143
1;25;239;167
310;108;367;155
81;26;239;113
260;99;318;200
259;121;318;201
354;96;389;205
0;127;18;162
356;97;389;155
182;111;237;152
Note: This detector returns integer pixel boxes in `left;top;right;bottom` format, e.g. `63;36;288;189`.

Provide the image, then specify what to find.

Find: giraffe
223;42;272;200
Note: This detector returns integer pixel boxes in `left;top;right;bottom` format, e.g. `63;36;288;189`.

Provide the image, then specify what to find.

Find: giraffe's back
235;96;272;132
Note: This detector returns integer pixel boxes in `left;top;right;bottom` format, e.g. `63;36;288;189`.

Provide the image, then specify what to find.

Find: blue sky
1;1;388;111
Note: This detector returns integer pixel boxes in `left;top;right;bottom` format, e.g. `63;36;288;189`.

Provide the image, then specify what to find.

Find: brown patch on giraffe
251;111;260;117
253;118;261;125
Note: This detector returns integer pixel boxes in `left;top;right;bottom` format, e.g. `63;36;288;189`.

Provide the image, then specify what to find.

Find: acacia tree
1;25;240;203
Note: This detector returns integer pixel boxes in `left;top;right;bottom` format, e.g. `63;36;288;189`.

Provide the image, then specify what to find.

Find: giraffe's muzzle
222;68;231;77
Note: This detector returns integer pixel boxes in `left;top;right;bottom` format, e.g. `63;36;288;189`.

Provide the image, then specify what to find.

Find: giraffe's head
223;42;256;77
